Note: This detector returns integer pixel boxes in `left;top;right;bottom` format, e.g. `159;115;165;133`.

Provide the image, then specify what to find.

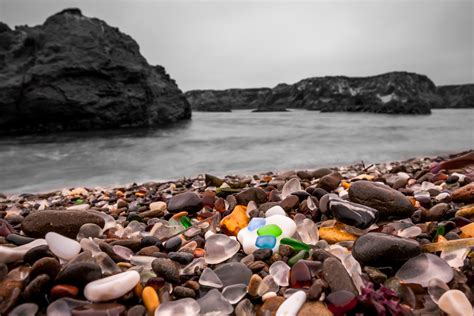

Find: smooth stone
235;299;255;316
253;249;273;261
265;206;287;218
238;227;259;255
0;239;47;264
452;182;474;203
151;258;180;283
142;286;160;315
46;298;89;316
149;201;167;212
46;232;81;261
247;274;262;297
297;301;332;316
23;245;55;265
84;270;140;302
5;234;36;246
22;210;105;238
325;194;378;229
257;224;282;237
163;236;182;252
257;296;285;316
76;223;103;240
50;284;80;299
198;289;233;315
204;234;240;264
255;235;277;249
265;215;296;239
214;262;252;287
280;195;300;212
222;283;247;304
269;261;290;287
395;253;454;287
56;262;102;288
168;252;194;265
8;303;39;316
30;257;61;280
127;304;147;316
352;232;421;266
275;291;306;316
220;205;250;236
173;285;196;299
326;290;357;315
282;178;302;200
427;278;450;304
236;187;267;205
23;274;51;300
295;218;319;245
257;275;280;296
289;261;312;288
437;289;473;316
154;298;200;316
348;181;415;219
167;192;202;214
317;172;342;192
199;268;223;288
71;303;126;315
0;263;7;281
248;218;266;231
322;257;358;295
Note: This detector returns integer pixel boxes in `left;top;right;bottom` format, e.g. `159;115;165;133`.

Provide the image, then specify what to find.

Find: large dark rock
436;84;474;108
185;88;270;111
348;180;415;219
0;8;191;134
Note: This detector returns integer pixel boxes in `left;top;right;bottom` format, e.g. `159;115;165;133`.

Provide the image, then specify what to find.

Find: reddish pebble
289;261;312;288
50;284;79;299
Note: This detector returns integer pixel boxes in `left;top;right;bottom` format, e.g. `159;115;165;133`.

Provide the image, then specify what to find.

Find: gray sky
1;0;472;91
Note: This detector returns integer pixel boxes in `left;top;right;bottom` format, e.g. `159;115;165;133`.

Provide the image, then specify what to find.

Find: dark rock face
436;84;474;108
0;8;191;134
184;88;270;111
184;72;444;114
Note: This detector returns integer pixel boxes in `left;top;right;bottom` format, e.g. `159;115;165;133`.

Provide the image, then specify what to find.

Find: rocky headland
186;72;474;114
436;84;474;108
184;88;270;112
0;150;474;315
0;8;191;134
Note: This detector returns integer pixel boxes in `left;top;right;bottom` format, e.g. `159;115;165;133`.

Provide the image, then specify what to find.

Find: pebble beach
1;150;474;316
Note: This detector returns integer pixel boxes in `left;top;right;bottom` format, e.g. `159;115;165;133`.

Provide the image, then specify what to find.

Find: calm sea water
0;109;473;194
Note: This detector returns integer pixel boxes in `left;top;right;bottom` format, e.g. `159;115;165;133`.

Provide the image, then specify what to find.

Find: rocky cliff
436;84;474;108
186;72;444;114
184;88;270;111
0;8;191;134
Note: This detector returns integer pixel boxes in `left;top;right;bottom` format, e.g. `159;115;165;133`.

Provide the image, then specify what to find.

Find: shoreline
0;150;473;315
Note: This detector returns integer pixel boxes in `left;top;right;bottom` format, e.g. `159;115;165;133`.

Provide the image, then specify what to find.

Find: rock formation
436;84;474;108
0;8;191;134
184;88;270;112
186;72;445;114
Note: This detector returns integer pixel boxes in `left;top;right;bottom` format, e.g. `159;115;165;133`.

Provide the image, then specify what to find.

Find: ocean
0;109;472;193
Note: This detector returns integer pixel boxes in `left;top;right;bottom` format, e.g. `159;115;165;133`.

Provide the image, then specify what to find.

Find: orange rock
142;286;160;315
194;248;206;257
134;282;143;298
460;222;474;238
220;205;249;236
342;181;351;189
171;211;189;222
319;224;357;244
452;183;474;203
50;284;79;299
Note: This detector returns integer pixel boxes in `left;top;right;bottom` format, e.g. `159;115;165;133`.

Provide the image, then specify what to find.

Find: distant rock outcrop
0;8;191;134
436;84;474;108
184;88;270;112
186;72;444;114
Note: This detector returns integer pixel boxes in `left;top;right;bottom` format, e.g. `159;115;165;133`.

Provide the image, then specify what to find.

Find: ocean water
0;109;472;194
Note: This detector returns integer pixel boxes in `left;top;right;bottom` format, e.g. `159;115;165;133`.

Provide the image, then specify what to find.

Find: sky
1;0;472;91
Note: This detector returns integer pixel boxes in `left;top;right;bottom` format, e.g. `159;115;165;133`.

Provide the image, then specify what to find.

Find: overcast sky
1;0;472;91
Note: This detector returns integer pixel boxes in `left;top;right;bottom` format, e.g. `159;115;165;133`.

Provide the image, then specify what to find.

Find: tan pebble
149;201;167;212
319;225;357;244
247;274;262;297
297;301;333;316
262;291;277;301
257;296;285;316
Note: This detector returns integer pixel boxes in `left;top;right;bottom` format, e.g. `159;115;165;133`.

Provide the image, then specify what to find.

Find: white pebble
438;289;473;316
276;290;306;316
0;239;47;263
84;270;140;302
46;232;81;261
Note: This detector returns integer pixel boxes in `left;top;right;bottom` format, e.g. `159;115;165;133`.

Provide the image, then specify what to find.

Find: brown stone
452;183;474;203
317;172;342;192
297;301;333;316
257;296;285;316
279;195;300;212
247;274;262;297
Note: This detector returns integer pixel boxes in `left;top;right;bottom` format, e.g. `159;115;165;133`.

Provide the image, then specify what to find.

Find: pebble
168;251;194;264
50;284;79;299
269;261;290;286
452;182;474;203
222;283;247;304
198;289;233;315
199;268;223;288
23;274;51;300
437;289;473;316
127;304;147;316
72;303;127;315
247;274;262;296
204;233;240;264
21;210;105;238
324;194;379;229
322;257;358;295
84;270;140;302
235;299;255;316
8;303;39;316
29;257;61;280
326;290;357;315
151;258;180;283
142;286;160;315
236;187;267;205
395;253;454;287
257;296;285;316
154;298;200;316
167;192;202;213
352;232;421;266
46;232;81;261
214;262;252;287
317;172;342;192
275;290;306;316
220;205;250;236
55;262;102;288
349;180;415;219
297;301;332;316
0;238;47;264
173;285;196;299
265;205;287;217
76;223;103;240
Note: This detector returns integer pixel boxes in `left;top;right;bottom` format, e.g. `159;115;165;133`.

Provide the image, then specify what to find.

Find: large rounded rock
452;182;474;203
21;210;105;238
55;262;102;288
348;181;415;219
167;192;202;213
352;232;421;267
235;187;267;205
322;257;358;295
